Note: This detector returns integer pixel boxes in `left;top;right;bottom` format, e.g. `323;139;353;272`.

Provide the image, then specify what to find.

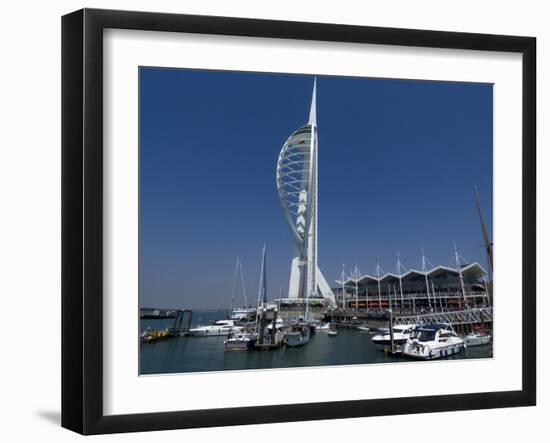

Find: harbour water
140;310;492;375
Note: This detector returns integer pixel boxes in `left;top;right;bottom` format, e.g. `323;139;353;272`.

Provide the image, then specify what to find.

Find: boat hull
403;340;465;360
372;338;408;353
285;335;310;346
464;334;491;347
255;330;285;349
284;327;311;347
189;327;240;337
314;323;330;331
224;338;255;351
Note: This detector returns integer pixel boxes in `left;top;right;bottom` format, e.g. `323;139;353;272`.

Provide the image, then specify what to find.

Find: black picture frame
62;8;536;435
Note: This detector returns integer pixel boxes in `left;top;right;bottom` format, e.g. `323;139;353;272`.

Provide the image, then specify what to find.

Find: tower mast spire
276;77;336;307
308;77;317;127
306;77;318;301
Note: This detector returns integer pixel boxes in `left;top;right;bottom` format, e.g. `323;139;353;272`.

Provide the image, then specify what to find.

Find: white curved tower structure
276;79;336;307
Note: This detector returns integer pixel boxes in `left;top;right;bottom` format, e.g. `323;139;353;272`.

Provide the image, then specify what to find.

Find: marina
140;248;494;372
140;313;492;375
139;77;494;375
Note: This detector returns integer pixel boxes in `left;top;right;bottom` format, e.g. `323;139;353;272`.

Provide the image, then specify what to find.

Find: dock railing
392;307;493;327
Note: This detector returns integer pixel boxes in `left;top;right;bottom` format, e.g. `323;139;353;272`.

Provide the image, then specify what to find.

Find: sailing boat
228;257;255;324
284;319;311;346
254;245;285;349
225;256;257;351
284;285;312;347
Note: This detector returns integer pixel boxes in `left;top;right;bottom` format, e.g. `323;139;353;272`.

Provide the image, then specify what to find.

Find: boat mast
432;280;442;312
257;245;268;309
376;258;382;309
396;252;405;306
238;258;248;310
473;186;493;281
421;248;432;310
354;261;359;310
256;245;267;334
341;264;346;311
230;256;239;315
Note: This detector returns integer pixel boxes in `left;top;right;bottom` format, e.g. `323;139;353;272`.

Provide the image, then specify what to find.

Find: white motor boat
403;324;466;360
224;331;257;351
371;324;417;353
464;331;491;347
189;319;242;337
350;316;366;329
230;307;257;323
313;321;330;331
371;327;389;336
266;317;284;330
255;318;285;348
328;322;338;336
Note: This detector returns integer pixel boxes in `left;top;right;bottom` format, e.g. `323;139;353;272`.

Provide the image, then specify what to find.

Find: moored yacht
350;316;366;329
464;331;491;347
403;323;465;360
312;320;330;330
224;330;257;351
371;324;417;353
230;307;257;323
259;317;285;347
284;322;311;347
189;319;242;337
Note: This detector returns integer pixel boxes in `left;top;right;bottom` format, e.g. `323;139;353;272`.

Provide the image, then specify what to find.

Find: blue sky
139;68;493;310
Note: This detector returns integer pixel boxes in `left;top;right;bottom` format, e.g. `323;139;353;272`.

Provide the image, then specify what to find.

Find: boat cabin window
414;329;437;342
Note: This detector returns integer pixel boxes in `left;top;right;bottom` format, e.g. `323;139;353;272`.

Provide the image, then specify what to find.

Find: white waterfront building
336;259;490;313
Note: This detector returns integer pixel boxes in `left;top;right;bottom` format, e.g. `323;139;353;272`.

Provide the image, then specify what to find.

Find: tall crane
473;186;493;282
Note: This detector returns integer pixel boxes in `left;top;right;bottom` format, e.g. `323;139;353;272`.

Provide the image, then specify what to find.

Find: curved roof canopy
337;262;487;286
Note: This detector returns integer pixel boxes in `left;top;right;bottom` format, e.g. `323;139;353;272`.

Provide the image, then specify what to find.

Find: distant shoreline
140;307;230;320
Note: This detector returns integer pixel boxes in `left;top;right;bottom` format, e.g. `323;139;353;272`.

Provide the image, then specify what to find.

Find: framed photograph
62;8;536;435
